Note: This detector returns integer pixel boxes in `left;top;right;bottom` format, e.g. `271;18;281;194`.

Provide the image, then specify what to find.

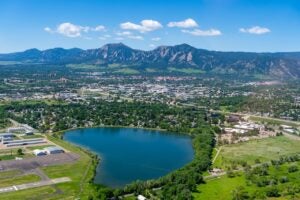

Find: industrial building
0;133;14;142
33;149;47;156
4;138;46;147
7;124;35;134
44;146;65;154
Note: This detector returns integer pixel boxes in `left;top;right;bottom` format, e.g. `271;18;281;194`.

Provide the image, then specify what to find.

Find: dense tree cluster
4;100;207;134
2;100;215;199
234;154;300;199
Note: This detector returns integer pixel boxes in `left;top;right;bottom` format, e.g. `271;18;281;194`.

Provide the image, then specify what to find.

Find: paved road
210;110;300;126
0;153;80;171
0;177;71;194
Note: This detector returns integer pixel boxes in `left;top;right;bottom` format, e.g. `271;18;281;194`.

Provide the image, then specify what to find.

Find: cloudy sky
0;0;300;53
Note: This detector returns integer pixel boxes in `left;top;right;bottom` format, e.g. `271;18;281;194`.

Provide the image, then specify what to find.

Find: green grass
21;134;44;139
66;64;99;70
0;186;57;200
145;68;157;73
253;74;273;80
108;63;122;68
124;196;136;200
168;67;205;74
249;116;300;127
0;134;98;200
114;68;140;74
194;173;250;200
0;174;40;188
0;61;22;65
220;106;231;112
26;145;54;150
0;153;33;161
42;135;98;199
0;170;23;180
0;148;20;155
195;161;300;200
214;136;300;169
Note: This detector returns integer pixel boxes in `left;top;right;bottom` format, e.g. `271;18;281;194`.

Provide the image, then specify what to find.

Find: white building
44;146;64;154
137;195;147;200
33;149;47;156
0;133;14;143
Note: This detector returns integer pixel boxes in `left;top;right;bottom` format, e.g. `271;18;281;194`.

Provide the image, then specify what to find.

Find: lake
64;127;194;188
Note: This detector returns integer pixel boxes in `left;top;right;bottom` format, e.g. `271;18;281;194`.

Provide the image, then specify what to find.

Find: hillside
0;43;300;78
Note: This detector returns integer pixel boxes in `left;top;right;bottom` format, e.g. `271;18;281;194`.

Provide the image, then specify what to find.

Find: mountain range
1;43;300;78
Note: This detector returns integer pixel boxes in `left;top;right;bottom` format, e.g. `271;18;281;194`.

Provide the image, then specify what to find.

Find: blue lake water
63;127;194;188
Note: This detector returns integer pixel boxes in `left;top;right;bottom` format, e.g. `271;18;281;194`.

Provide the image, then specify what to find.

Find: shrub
279;176;289;183
265;186;280;197
288;165;298;173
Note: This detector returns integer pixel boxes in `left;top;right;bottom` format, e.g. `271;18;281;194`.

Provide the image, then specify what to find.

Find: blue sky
0;0;300;53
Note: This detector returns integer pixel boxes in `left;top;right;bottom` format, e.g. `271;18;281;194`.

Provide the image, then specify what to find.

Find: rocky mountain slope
0;43;299;78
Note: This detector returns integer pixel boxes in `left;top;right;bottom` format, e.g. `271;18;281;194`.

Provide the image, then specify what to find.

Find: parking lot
0;153;80;171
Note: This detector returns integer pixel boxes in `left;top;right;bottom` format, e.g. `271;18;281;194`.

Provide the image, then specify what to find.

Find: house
137;195;147;200
44;146;64;154
33;149;47;156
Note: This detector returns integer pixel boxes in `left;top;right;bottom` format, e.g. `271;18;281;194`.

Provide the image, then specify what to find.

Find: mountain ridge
0;43;300;78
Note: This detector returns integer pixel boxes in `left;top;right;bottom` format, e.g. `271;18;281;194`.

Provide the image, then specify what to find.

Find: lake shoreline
61;126;194;188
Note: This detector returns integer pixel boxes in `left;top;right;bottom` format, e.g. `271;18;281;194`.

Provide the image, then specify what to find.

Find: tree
17;148;23;155
288;165;298;173
265;186;280;197
231;186;250;200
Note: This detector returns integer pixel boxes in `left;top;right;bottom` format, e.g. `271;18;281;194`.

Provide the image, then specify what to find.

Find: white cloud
149;44;156;48
115;31;143;40
151;37;161;41
239;26;270;35
99;34;112;40
44;27;53;33
128;35;144;40
56;23;85;37
114;37;124;41
116;31;132;36
182;28;222;36
168;18;198;28
45;22;106;38
120;20;163;33
93;25;106;32
83;36;92;40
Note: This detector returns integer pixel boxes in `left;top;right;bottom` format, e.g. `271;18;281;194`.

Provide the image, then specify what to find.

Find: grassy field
196;136;300;200
114;68;140;74
168;67;205;74
0;61;22;65
0;174;40;188
0;170;23;180
214;136;300;169
0;186;57;200
145;68;157;73
0;148;33;161
66;64;99;70
21;134;44;139
0;134;99;200
195;161;300;200
26;145;54;151
249;116;300;127
194;173;250;200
